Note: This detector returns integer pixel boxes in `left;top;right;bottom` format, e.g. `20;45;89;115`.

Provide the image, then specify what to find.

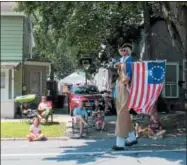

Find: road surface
2;137;186;165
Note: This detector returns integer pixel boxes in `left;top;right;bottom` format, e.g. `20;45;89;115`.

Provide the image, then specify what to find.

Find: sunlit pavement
1;137;186;165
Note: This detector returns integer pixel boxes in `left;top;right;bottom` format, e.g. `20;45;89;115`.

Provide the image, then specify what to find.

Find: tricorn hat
119;43;132;50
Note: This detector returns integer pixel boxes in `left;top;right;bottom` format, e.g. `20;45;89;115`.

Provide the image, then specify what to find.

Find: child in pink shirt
26;117;46;141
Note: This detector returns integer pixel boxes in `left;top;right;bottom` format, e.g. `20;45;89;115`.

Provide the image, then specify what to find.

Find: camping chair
72;109;92;137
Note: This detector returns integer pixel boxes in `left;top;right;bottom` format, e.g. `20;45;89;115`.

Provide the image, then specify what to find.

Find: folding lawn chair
72;116;89;136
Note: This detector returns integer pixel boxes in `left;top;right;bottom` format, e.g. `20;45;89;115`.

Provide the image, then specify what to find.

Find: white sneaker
136;134;139;138
153;136;158;140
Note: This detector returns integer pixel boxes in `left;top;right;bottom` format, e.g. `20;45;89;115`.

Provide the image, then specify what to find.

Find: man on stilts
112;43;138;151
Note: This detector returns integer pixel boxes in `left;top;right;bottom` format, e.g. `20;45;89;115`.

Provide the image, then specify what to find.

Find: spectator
73;101;88;137
92;100;104;124
37;96;53;122
148;113;166;140
92;100;104;111
26;117;46;141
95;110;105;131
22;103;37;118
22;103;30;114
135;123;149;138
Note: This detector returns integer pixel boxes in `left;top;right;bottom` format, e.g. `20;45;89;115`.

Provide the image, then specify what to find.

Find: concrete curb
1;136;186;141
1;137;70;141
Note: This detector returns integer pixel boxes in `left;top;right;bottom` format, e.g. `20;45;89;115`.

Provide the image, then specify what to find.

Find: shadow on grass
24;120;61;126
42;122;61;126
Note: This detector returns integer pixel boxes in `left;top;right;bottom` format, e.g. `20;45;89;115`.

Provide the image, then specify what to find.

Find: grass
1;121;66;138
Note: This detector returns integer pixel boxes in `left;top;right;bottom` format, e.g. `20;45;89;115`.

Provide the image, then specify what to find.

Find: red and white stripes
127;62;163;114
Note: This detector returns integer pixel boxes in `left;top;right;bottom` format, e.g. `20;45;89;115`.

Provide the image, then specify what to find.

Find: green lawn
1;121;66;138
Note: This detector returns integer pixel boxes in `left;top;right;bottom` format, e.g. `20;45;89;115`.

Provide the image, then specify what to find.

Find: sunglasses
120;49;127;52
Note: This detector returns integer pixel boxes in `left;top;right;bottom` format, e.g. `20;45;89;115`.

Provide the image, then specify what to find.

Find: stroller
15;94;38;119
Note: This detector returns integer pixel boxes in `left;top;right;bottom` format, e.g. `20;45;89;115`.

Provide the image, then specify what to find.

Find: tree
15;1;143;75
161;2;187;59
16;1;187;76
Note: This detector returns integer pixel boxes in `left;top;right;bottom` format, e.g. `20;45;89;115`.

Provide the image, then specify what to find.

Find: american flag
127;61;166;114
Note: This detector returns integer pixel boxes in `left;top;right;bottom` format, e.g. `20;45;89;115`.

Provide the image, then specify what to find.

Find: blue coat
119;56;135;81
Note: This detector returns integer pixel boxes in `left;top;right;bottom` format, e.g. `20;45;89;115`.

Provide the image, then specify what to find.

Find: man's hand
114;62;121;69
122;76;129;84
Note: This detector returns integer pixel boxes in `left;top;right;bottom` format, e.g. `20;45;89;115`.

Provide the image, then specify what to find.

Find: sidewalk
52;114;116;139
1;111;186;140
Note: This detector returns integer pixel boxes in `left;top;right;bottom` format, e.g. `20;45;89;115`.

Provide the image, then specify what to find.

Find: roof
59;72;91;85
24;61;51;66
1;2;25;16
1;62;21;69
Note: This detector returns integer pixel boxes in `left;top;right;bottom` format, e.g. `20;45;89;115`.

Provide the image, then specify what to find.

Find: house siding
150;21;184;89
135;20;186;111
150;21;183;63
1;16;23;61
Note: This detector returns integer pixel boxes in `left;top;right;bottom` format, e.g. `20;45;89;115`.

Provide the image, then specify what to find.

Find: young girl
26;117;46;141
148;113;166;140
95;110;105;131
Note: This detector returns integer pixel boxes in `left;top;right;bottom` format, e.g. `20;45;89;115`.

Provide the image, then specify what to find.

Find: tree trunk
161;2;187;59
142;2;151;60
161;2;187;107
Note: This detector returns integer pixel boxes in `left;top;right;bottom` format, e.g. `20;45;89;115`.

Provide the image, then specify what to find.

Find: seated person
22;103;31;114
73;101;88;137
92;100;104;111
37;96;53;122
26;117;46;141
22;103;37;118
147;113;166;140
95;110;105;131
135;122;149;138
92;100;104;122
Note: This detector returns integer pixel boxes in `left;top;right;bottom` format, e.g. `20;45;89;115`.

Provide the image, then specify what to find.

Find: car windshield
73;86;99;94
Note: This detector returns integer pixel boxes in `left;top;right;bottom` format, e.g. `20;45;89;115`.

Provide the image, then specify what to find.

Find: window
183;59;187;89
0;71;5;88
162;62;179;98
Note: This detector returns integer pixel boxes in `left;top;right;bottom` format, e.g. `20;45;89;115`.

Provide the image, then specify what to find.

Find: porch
1;62;22;118
1;61;51;119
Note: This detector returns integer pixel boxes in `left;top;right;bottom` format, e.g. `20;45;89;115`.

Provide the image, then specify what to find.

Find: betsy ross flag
127;61;166;114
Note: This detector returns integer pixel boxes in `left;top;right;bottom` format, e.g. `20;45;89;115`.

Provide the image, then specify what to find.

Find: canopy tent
59;72;92;85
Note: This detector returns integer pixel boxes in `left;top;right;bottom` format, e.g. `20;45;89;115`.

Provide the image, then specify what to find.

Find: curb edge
1;137;70;141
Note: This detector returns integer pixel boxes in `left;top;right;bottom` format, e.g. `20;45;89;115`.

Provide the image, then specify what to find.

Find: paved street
2;137;186;165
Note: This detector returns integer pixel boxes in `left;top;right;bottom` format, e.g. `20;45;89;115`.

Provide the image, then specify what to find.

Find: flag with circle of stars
148;61;166;84
127;60;166;114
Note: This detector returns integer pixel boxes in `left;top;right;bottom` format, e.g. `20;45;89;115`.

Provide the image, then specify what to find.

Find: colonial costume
112;43;137;151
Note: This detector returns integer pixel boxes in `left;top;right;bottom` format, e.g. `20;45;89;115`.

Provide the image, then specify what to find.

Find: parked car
68;85;104;116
